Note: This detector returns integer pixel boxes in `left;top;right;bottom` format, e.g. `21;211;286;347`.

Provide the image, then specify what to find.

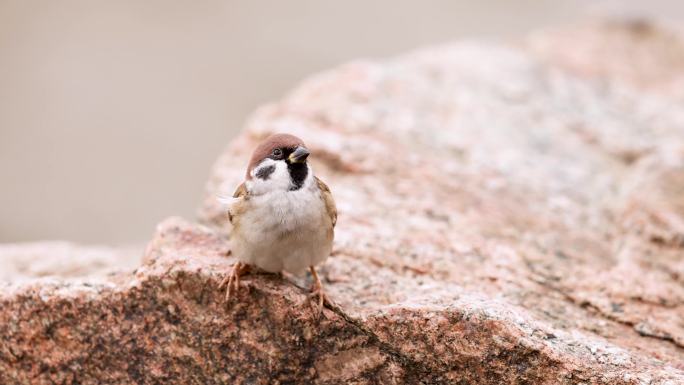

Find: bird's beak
288;146;310;163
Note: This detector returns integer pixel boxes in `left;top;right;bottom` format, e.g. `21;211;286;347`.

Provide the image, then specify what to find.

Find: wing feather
315;177;337;228
223;182;249;224
233;182;248;199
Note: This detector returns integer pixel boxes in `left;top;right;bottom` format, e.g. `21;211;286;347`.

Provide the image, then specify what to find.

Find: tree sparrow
219;133;337;313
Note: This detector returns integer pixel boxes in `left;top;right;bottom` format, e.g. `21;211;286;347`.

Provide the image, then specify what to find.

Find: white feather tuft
217;194;239;206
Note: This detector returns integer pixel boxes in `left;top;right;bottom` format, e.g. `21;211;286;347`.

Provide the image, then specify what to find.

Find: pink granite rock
2;20;684;384
0;242;140;283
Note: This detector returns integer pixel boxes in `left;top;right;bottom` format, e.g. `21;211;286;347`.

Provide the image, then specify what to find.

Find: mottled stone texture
3;20;684;384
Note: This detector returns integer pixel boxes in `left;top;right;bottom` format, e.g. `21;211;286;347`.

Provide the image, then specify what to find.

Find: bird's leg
219;261;251;301
308;266;329;315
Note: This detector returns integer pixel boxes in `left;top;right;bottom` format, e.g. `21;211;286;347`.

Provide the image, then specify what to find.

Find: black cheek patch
255;165;276;180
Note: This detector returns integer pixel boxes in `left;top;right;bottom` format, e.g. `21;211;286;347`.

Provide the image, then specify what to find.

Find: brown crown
246;133;306;179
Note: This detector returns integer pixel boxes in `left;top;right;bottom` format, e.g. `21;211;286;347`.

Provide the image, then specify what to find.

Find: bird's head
245;133;311;194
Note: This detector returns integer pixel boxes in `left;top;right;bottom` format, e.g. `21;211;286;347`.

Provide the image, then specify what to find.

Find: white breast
230;169;333;274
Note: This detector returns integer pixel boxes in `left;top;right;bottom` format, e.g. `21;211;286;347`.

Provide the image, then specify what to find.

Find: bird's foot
308;285;329;316
308;266;330;316
219;262;250;301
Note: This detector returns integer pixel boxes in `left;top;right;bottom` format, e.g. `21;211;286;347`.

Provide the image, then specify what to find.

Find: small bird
219;133;337;313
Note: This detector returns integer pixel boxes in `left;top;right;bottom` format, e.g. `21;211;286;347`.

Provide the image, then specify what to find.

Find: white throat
246;159;314;195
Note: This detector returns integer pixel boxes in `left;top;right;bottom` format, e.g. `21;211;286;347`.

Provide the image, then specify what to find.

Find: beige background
1;1;682;244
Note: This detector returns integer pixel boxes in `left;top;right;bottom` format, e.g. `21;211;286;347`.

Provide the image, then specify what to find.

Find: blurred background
1;0;683;245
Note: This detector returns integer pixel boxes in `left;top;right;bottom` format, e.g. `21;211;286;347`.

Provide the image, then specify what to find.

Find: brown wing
233;182;248;198
228;182;249;224
315;177;337;227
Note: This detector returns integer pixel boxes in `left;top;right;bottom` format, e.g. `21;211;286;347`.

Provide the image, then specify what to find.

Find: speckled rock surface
3;19;684;384
0;242;140;283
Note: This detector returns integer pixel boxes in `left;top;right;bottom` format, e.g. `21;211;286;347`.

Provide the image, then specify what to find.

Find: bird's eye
272;148;283;157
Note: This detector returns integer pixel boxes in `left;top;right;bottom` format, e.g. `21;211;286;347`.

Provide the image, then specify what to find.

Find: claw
218;274;230;290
